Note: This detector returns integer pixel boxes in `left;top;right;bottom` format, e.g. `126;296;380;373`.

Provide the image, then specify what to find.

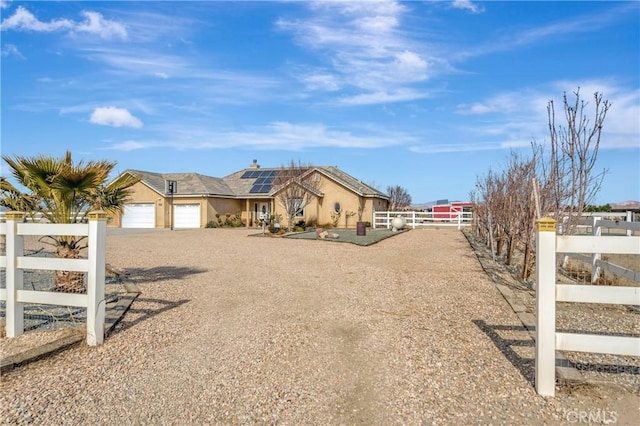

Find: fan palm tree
1;151;139;292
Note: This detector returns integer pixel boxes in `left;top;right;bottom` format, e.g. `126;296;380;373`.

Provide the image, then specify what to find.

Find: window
334;202;341;213
292;198;304;217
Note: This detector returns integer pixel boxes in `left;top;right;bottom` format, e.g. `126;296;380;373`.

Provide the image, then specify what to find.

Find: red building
432;201;474;221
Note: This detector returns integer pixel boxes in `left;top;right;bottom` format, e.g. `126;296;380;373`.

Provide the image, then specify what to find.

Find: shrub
293;226;304;232
205;220;218;228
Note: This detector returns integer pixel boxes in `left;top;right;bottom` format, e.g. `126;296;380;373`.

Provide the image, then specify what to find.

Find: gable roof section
125;169;234;197
315;166;388;199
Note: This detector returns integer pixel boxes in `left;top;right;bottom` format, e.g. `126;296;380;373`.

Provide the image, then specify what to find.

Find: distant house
109;161;389;229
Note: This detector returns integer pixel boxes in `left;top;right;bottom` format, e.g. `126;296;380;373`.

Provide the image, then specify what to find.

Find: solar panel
249;184;272;193
241;171;253;179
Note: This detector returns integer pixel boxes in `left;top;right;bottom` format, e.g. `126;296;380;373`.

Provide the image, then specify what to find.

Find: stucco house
109;161;389;229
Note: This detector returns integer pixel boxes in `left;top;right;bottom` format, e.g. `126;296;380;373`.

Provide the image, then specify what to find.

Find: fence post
535;217;557;397
591;216;602;283
86;211;107;346
626;211;632;237
5;211;25;338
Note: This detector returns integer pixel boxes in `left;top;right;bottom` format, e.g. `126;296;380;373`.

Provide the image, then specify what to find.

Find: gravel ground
1;228;638;425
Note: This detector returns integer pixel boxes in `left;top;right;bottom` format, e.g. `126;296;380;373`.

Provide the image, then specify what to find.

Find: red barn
432;201;474;221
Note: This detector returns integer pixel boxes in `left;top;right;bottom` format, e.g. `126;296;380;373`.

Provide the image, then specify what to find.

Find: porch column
246;199;250;228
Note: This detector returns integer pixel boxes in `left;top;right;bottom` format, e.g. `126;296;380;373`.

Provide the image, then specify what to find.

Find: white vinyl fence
535;217;640;397
563;214;640;283
373;210;473;230
0;211;108;345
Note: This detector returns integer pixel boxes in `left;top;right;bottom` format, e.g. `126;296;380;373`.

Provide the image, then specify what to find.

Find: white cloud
1;43;24;59
90;107;143;128
1;0;12;9
278;1;436;105
1;6;73;32
451;1;484;14
105;121;417;152
73;11;127;40
338;88;429;105
452;81;640;152
0;6;127;40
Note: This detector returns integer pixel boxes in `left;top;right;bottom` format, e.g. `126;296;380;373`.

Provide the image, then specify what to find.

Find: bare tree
546;89;609;235
472;89;610;281
387;185;412;211
272;160;321;232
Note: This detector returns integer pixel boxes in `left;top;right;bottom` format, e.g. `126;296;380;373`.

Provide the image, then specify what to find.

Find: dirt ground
1;228;638;424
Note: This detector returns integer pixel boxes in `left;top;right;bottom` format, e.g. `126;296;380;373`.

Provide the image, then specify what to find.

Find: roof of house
124;166;388;200
125;169;234;197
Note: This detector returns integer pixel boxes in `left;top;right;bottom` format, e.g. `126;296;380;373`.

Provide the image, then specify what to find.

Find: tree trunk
55;246;85;293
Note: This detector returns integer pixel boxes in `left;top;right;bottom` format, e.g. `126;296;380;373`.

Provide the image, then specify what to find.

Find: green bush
205;220;218;228
293;226;305;232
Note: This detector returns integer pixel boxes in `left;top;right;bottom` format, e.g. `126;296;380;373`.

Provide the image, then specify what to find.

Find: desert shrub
364;221;372;227
293;226;305;232
205;220;218;228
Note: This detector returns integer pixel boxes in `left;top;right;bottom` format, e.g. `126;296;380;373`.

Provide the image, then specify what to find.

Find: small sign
537;218;557;232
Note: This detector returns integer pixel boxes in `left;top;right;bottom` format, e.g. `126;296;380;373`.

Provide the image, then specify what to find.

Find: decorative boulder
391;215;406;231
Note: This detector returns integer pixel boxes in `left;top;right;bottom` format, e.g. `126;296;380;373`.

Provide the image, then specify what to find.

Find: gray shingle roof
124;166;388;200
125;169;234;196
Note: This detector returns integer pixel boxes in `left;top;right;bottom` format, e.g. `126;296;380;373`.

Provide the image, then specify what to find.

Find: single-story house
109;161;389;229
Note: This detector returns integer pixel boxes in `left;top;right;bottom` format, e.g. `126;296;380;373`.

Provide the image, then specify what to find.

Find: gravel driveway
1;228;638;424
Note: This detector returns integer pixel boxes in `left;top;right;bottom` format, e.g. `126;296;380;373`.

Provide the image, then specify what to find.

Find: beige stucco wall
205;198;244;226
272;174;388;229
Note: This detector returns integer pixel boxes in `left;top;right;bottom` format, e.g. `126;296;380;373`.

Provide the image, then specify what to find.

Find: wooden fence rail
535;217;640;397
0;211;108;345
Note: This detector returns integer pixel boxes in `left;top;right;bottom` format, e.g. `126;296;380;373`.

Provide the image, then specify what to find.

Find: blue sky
1;1;639;204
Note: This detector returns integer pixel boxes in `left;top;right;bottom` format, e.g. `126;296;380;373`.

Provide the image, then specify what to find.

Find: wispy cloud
277;0;437;105
1;0;12;9
451;1;484;14
90;107;143;128
1;43;24;59
453;81;640;151
1;6;127;40
105;121;417;152
456;3;635;60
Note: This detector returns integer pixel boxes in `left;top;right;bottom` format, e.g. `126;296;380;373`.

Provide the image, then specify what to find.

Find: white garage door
174;204;201;229
122;204;155;228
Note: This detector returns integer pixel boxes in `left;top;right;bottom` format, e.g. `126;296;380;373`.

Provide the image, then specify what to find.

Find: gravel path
1;228;638;424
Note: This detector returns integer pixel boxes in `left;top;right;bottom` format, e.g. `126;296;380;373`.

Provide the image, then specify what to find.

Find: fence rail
0;211;108;345
373;210;473;230
535;217;640;397
563;215;639;283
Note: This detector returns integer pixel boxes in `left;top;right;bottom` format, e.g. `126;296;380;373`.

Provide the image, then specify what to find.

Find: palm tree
1;151;139;292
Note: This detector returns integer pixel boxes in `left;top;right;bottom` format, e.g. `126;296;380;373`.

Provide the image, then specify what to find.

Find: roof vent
250;159;260;169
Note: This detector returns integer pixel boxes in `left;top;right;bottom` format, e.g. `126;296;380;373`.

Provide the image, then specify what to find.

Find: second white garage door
173;204;201;228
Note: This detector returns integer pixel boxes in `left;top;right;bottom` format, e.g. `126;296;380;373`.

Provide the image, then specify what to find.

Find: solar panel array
241;169;276;193
241;169;307;194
